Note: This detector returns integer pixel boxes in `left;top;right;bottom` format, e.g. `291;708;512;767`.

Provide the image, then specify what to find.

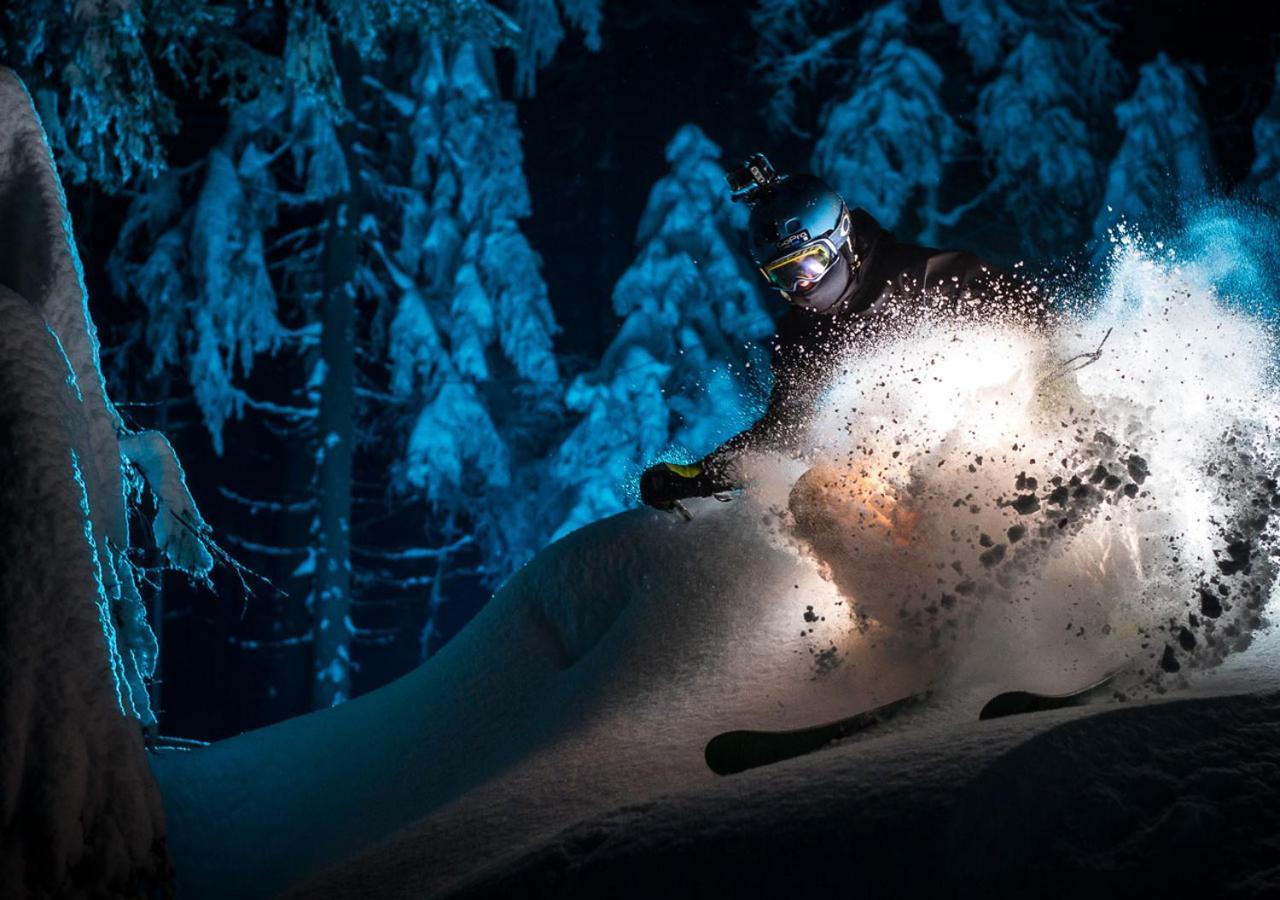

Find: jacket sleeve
698;331;812;490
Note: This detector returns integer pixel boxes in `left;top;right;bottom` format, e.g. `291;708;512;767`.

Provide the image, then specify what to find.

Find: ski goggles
759;210;853;293
760;240;840;293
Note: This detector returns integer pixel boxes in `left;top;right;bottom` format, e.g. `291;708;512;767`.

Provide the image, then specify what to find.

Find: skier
639;153;1040;510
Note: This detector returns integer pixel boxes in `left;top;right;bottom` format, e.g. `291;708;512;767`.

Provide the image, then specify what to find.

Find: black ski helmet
726;153;857;312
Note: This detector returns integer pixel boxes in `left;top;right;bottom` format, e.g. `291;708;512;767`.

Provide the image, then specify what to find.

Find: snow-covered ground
303;682;1280;899
152;229;1280;898
273;544;1280;900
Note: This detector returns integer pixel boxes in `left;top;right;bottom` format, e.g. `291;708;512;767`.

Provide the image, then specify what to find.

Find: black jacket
701;208;1040;486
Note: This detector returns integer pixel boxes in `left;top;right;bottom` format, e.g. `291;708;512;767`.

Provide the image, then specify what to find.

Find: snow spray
743;211;1280;699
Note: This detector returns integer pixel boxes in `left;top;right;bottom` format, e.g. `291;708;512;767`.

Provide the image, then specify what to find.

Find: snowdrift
423;687;1280;899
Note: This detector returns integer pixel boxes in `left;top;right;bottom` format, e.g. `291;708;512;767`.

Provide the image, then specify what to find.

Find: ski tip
978;670;1122;721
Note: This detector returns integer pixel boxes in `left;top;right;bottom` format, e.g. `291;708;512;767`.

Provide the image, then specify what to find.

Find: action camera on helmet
725;153;780;206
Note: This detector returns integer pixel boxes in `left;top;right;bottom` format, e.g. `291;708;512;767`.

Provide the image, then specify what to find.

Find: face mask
784;251;853;313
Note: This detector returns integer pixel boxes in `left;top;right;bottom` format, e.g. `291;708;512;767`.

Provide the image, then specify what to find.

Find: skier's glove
639;462;718;510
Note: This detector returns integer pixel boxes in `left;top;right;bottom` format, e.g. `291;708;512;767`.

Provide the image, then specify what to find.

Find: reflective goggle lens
762;241;837;292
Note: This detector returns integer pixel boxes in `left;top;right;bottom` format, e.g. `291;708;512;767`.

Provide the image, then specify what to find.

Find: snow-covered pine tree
367;0;598;660
1092;53;1216;259
749;0;852;137
810;0;961;241
0;0;257;191
549;124;774;539
109;98;289;456
108;0;598;707
108;70;345;709
108;93;295;709
941;0;1125;256
222;0;597;703
381;37;563;657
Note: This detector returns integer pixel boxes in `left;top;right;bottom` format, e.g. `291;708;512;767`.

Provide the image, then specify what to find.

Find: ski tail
704;692;929;776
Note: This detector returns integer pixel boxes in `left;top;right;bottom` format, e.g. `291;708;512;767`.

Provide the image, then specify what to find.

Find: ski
978;669;1121;721
704;692;930;776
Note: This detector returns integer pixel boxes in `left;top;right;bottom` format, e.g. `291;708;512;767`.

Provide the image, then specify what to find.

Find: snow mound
157;499;939;899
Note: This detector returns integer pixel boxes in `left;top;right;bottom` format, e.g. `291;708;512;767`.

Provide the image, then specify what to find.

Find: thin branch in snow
114;397;190;408
229;632;313;649
221;533;308;557
170;509;290;609
353;570;436;588
349;594;420;608
351;536;473;561
239;394;318;419
218;486;316;514
355;385;402;403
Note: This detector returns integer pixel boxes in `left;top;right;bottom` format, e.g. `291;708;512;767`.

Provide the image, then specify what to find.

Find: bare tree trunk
312;193;357;708
311;48;361;709
420;513;457;661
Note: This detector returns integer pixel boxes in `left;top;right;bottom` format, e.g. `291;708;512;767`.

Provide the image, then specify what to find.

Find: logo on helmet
778;229;811;250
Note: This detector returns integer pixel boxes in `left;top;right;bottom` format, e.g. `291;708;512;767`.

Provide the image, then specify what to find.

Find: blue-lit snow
812;2;960;232
70;448;132;718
